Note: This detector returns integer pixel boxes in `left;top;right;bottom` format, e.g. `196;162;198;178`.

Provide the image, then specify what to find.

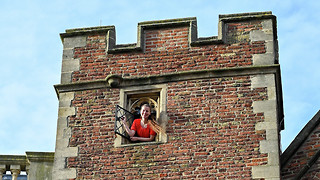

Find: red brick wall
66;76;269;179
301;158;320;180
71;23;265;82
281;125;320;179
145;27;189;52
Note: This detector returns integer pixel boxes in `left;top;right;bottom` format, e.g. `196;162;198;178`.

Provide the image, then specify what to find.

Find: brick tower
53;11;283;179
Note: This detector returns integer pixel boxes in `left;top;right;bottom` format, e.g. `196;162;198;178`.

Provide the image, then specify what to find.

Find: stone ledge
0;155;27;171
54;65;283;131
0;152;55;171
26;152;55;163
54;65;281;95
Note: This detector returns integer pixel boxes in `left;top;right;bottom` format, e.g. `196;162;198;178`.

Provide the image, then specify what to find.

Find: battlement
60;11;276;53
58;11;279;84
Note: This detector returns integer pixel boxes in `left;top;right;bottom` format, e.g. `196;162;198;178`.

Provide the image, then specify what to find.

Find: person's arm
130;135;155;142
121;117;135;137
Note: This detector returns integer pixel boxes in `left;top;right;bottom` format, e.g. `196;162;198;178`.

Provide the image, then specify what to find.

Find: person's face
141;106;151;120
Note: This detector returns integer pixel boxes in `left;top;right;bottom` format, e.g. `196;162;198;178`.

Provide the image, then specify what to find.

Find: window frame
114;84;168;147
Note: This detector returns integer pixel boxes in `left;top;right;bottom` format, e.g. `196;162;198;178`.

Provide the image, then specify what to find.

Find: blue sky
0;0;319;155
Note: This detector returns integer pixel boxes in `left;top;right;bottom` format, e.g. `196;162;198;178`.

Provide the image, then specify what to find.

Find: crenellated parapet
58;11;278;85
60;11;276;54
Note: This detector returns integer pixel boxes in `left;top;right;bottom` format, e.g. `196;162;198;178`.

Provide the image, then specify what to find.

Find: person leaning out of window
121;103;157;142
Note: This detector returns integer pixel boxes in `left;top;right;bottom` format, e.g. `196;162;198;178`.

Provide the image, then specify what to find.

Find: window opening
114;84;167;147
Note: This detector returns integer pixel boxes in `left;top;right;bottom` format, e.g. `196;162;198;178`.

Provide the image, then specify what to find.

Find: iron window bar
114;105;135;141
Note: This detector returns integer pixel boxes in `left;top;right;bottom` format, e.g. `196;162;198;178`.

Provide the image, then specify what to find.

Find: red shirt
131;119;156;138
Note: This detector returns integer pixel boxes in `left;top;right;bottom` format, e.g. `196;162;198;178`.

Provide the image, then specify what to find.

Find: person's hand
130;137;139;141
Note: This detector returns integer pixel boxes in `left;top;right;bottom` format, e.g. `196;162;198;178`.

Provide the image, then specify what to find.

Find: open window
114;84;168;147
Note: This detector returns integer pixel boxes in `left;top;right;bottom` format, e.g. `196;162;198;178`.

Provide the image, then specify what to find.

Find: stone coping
0;155;27;171
0;152;55;171
219;11;274;21
26;152;55;163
